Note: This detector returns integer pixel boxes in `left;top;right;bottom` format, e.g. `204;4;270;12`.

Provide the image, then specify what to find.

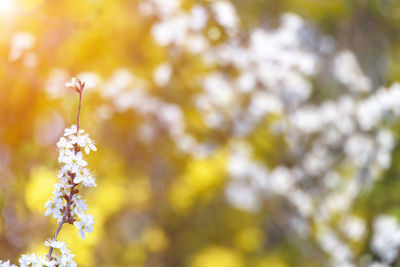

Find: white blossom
45;197;63;221
65;78;79;89
64;125;84;136
0;260;17;267
44;239;65;250
74;214;94;239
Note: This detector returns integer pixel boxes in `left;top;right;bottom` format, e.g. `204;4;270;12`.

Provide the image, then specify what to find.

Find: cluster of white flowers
94;69;213;157
138;2;400;266
45;124;96;238
17;238;77;267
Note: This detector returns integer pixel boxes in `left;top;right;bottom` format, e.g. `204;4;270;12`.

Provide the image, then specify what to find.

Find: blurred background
2;0;400;266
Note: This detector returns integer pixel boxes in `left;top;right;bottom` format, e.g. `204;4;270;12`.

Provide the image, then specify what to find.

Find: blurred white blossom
9;32;35;61
371;216;400;264
153;63;172;86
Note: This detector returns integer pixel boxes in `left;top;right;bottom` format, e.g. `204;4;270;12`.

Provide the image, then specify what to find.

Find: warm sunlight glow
18;0;46;11
0;0;15;16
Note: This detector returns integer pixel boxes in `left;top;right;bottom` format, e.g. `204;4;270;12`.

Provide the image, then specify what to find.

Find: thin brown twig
76;87;82;135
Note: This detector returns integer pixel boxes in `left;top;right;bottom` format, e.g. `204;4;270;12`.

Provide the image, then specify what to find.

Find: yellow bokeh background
0;0;399;266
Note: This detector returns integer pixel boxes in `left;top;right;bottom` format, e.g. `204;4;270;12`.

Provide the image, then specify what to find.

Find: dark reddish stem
74;88;82;154
47;81;84;260
76;88;82;135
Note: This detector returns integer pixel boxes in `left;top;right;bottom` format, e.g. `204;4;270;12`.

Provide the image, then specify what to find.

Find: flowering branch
47;78;88;261
0;77;97;267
